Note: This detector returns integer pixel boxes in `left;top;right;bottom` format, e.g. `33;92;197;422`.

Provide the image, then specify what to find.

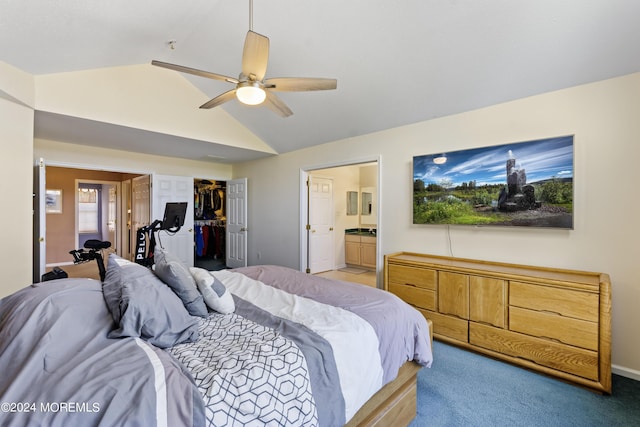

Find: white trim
375;156;382;287
299;169;309;272
612;364;640;381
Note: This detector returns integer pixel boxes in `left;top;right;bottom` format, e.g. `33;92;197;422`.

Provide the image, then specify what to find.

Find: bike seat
84;239;112;250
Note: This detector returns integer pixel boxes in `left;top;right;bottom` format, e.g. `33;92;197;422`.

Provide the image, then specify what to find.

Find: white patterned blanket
169;313;318;427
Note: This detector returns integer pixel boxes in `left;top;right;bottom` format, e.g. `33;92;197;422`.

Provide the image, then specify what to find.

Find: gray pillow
102;254;199;348
153;247;208;318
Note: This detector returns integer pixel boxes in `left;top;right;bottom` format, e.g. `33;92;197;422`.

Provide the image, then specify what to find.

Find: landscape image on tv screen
413;135;574;228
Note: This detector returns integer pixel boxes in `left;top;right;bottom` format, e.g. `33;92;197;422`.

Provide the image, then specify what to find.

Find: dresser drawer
388;264;436;290
470;323;599;380
509;306;598;351
424;310;468;343
510;281;598;322
385;252;611;393
389;283;435;311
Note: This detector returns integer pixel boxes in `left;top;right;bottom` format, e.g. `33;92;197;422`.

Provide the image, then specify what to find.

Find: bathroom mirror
347;191;358;215
361;192;372;216
360;187;377;225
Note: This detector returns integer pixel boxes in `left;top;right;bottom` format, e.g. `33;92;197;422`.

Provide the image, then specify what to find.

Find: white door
105;184;118;251
131;175;151;261
309;176;334;273
33;158;46;282
226;178;247;268
152;174;194;267
120;180;132;260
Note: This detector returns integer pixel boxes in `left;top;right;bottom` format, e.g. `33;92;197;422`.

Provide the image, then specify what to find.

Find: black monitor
161;202;187;231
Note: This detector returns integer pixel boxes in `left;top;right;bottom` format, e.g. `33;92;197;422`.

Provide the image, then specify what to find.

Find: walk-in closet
194;178;226;271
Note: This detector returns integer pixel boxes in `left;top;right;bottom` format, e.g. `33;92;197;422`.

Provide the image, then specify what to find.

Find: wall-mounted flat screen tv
413;135;574;229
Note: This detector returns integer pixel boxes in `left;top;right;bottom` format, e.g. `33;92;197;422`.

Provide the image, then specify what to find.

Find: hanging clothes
195;225;204;257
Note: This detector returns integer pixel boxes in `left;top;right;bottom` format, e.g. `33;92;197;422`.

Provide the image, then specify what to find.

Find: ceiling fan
151;0;337;118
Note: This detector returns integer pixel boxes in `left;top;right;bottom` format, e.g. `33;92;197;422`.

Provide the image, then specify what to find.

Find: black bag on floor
41;267;68;282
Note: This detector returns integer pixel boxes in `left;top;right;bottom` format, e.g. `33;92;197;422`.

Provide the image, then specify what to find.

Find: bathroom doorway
301;157;381;286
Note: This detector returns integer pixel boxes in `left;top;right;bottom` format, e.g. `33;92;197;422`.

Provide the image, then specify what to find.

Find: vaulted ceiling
2;0;639;163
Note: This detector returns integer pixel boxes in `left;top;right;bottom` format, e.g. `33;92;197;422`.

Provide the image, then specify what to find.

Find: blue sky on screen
413;135;573;188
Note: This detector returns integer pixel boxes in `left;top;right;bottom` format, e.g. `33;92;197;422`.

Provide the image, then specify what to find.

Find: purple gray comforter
0;265;432;427
0;279;204;427
232;265;433;384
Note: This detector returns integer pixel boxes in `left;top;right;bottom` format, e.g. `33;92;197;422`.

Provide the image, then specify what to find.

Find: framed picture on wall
413;135;574;229
45;189;63;214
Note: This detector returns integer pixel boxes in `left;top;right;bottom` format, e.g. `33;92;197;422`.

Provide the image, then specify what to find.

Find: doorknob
240;227;247;232
330;227;334;231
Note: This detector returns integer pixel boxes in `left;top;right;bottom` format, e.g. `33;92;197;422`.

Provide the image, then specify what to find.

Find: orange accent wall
45;167;141;264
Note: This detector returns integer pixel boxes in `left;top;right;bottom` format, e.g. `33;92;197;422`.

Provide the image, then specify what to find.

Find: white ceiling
2;0;639;163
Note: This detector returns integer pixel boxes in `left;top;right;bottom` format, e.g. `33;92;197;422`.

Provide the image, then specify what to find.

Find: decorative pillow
102;254;199;348
189;267;235;314
153;247;208;318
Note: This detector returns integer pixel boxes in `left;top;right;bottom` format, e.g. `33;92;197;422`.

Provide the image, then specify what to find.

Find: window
78;188;99;233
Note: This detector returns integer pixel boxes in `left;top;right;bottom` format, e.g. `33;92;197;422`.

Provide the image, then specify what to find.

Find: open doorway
42;166;145;275
300;158;381;287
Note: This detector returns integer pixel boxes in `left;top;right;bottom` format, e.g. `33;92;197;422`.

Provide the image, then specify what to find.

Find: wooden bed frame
346;361;422;427
345;319;432;427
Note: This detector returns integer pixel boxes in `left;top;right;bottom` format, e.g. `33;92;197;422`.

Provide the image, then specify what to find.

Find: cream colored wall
34;139;233;179
0;62;34;295
0;61;34;108
34;65;274;154
234;73;640;378
0;98;35;295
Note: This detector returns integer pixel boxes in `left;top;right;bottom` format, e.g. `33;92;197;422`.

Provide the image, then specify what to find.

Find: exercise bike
61;202;186;281
69;239;111;281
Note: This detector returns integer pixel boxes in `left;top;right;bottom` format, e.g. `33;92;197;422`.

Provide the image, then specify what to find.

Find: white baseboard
612;364;640;381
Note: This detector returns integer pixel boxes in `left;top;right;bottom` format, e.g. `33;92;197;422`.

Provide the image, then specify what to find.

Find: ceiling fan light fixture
236;82;266;105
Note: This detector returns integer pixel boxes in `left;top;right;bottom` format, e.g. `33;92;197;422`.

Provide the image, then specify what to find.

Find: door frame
33;158;46;282
299;155;382;285
35;159;151;280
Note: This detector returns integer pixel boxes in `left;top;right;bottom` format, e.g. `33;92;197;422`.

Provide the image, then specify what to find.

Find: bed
0;252;432;427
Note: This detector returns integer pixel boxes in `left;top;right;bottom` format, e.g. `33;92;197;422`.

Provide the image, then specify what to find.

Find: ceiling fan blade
152;60;239;84
241;31;269;81
263;77;337;92
199;89;237;109
263;91;293;117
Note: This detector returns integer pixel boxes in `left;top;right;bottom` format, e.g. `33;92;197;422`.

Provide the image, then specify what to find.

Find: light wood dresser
384;252;612;393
